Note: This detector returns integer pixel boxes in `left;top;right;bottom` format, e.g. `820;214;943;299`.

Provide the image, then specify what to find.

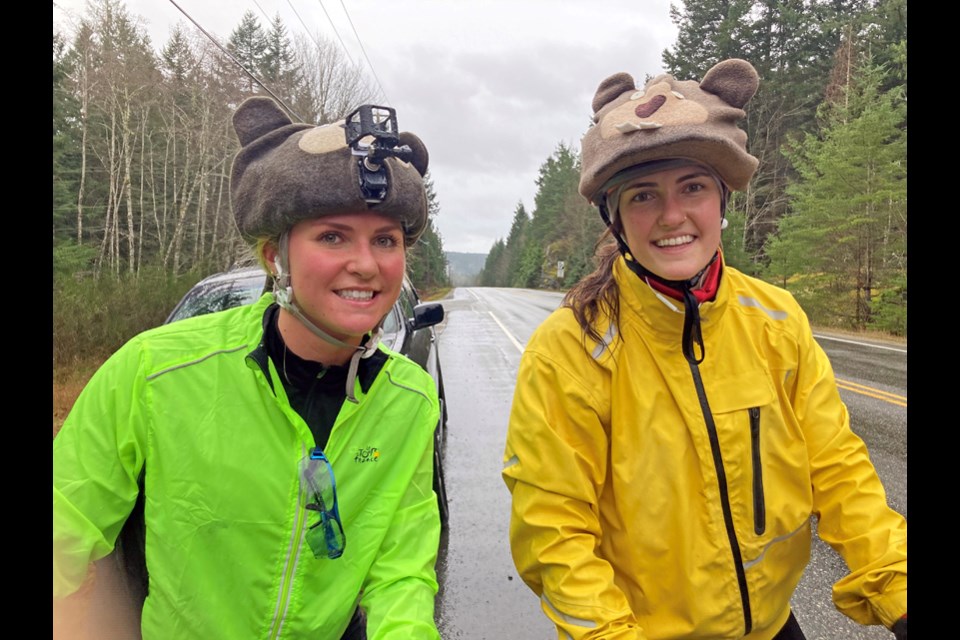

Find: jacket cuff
871;590;907;630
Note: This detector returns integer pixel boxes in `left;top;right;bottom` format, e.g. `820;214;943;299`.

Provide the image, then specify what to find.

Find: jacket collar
247;295;383;398
615;253;730;346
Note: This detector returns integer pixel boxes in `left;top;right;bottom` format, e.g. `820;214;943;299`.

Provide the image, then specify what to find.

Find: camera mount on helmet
345;105;415;203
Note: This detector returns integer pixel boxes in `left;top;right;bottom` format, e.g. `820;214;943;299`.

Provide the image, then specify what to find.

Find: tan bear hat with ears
230;96;430;246
579;58;760;203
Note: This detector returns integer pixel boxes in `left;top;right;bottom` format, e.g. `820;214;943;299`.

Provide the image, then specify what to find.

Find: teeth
655;235;694;247
338;290;374;300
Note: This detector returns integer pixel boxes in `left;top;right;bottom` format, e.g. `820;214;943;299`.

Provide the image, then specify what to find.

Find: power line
301;0;356;67
280;0;340;70
285;0;389;104
337;0;390;105
250;0;276;28
165;0;305;122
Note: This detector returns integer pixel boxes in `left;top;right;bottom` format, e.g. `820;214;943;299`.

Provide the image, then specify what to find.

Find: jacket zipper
250;347;324;639
749;407;766;535
264;413;310;639
689;362;752;635
269;499;306;640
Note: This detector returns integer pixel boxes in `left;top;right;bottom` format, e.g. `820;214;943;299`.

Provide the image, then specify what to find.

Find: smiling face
265;212;405;360
614;163;723;282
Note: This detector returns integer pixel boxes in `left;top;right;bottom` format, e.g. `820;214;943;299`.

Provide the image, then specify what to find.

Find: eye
630;190;655;203
682;180;713;195
317;231;343;244
374;234;401;248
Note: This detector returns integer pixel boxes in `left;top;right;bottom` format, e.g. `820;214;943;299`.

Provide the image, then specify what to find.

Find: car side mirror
411;302;444;330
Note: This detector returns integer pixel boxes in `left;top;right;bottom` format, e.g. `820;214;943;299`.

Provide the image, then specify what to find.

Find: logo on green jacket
354;447;380;463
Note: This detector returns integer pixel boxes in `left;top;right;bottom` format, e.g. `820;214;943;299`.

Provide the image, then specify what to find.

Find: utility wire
251;0;275;27
165;0;305;122
337;0;390;105
281;0;336;67
303;0;357;67
285;0;388;104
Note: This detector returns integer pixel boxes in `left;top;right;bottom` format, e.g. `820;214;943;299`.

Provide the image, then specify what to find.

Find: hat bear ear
592;72;637;117
233;96;294;147
699;58;759;109
399;131;429;177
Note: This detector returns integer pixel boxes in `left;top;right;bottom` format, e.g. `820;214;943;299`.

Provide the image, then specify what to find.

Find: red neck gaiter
645;252;723;304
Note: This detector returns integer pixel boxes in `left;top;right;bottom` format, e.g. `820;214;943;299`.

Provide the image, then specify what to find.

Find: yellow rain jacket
503;256;906;640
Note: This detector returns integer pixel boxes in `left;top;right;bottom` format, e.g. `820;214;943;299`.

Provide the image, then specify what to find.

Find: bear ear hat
398;131;429;177
233;96;294;147
590;59;760;116
700;58;759;109
592;72;636;117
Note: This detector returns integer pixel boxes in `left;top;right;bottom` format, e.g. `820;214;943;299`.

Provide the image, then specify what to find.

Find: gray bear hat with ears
579;58;760;204
230;96;430;246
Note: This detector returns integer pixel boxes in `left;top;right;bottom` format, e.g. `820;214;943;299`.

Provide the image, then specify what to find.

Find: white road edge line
489;311;525;353
813;334;907;354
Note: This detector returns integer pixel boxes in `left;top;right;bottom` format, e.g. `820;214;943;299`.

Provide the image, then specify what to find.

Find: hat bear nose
635;95;666;119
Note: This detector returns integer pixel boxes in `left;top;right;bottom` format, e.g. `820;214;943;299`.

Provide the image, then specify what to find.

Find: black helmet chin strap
271;231;382;403
599;201;712;365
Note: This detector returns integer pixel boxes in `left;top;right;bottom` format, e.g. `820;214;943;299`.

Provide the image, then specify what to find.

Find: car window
396;282;416;323
381;304;401;336
167;273;266;323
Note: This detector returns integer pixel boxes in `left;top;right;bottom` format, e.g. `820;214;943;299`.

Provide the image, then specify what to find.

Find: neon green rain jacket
54;294;441;639
503;256;906;640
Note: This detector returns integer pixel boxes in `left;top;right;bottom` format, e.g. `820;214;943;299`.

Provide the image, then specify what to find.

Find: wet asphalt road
433;287;907;640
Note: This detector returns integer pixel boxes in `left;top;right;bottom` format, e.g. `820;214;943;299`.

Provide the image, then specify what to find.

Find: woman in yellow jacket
502;58;906;640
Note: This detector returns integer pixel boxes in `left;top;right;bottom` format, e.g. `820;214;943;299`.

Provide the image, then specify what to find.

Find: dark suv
165;266;450;526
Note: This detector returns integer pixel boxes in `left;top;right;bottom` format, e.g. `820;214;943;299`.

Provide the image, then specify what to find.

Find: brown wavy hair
562;227;624;346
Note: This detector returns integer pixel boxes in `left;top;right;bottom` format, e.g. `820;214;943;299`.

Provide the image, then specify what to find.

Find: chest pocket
702;369;777;536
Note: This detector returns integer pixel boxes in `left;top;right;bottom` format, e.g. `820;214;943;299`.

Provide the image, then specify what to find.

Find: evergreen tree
160;25;195;87
718;208;761;276
479;239;506;287
662;0;754;79
407;173;450;291
54;32;83;247
514;243;545;289
227;11;268;94
766;57;906;332
63;0;162;276
504;202;530;286
522;143;587;288
261;15;303;113
664;0;876;264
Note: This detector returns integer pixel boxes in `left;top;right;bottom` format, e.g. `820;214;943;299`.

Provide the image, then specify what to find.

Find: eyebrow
623;170;713;190
309;220;402;234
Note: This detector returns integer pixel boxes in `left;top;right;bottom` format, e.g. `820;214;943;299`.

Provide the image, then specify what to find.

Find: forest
53;0;907;381
479;0;906;336
53;0;451;371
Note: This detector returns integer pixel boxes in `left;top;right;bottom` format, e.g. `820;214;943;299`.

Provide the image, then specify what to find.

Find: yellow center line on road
835;378;906;407
484;307;907;409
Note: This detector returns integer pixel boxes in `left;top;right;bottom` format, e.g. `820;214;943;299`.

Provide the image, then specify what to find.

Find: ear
398;131;429;177
699;59;759;109
261;242;280;275
592;72;636;117
233;96;293;147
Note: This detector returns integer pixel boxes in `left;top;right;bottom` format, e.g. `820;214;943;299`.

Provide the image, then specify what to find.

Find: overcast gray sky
53;0;679;254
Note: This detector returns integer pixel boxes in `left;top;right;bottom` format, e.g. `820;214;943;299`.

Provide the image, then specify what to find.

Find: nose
347;241;378;277
658;194;687;227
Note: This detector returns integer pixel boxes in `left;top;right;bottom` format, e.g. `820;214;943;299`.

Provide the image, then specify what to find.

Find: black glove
891;614;907;640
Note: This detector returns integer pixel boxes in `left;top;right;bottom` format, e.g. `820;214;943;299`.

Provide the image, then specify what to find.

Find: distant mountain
445;251;487;286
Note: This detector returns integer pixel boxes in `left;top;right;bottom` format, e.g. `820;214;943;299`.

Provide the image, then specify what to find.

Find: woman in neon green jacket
502;59;906;640
54;97;442;639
